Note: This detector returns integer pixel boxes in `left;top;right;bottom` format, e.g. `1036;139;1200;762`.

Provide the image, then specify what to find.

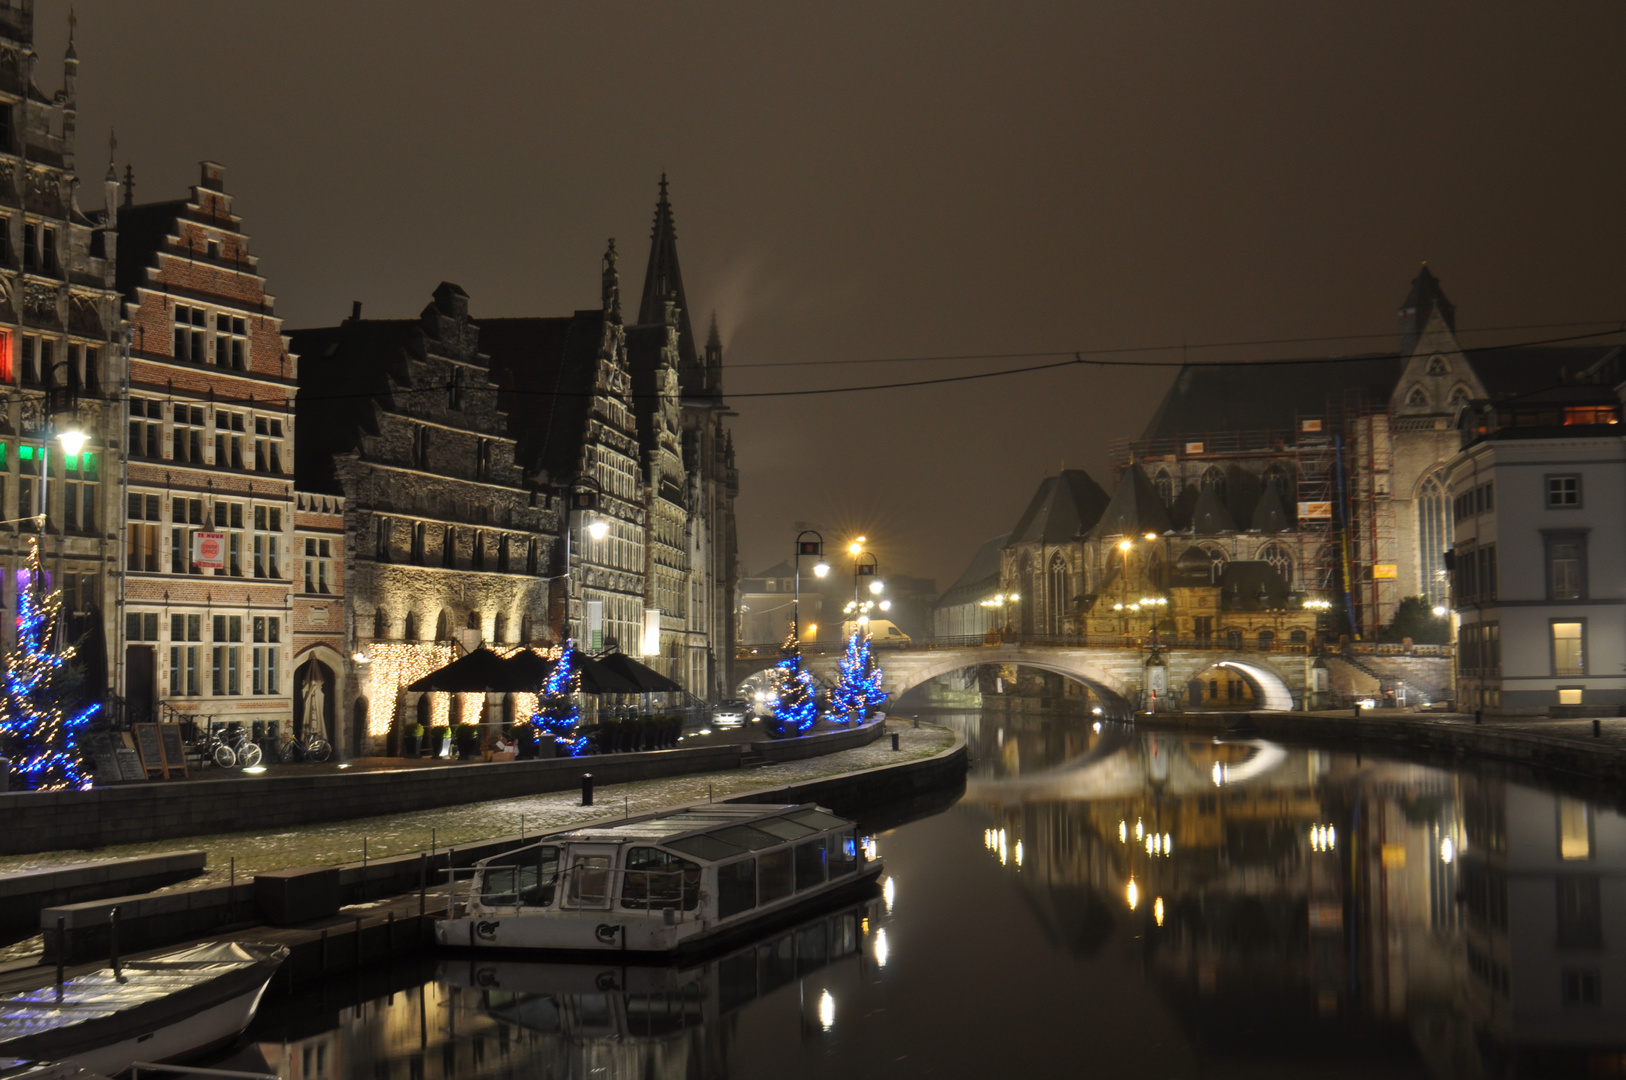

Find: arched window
1200;543;1227;584
467;609;481;632
1257;630;1275;650
520;614;533;643
1259;543;1293;588
1046;552;1070;636
373;607;388;640
404;611;418;641
494;613;507;644
1406;385;1430;408
1417;471;1451;607
1263;462;1292;493
1201;466;1227;503
1448;384;1471;408
1426;355;1448;376
435;609;452;640
1154;469;1173;507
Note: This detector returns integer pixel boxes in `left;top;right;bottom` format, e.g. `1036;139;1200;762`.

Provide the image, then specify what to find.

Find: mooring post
891;732;900;751
109;906;121;981
581;772;594;807
1594;718;1602;738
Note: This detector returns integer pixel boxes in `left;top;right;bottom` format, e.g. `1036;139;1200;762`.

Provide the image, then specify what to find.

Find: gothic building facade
0;3;123;698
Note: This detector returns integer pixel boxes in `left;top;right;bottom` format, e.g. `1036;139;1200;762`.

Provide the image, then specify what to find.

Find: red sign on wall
192;532;224;570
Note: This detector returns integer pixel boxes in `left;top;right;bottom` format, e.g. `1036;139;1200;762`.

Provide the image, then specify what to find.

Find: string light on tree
831;626;886;722
0;538;99;791
769;626;817;737
532;639;586;755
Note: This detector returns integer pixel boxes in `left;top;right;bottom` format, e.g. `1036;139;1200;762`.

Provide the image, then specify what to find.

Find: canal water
233;709;1626;1079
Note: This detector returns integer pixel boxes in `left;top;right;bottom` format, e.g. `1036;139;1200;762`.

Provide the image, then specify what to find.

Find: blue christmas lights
769;628;818;737
530;640;586;756
0;542;99;791
831;629;887;723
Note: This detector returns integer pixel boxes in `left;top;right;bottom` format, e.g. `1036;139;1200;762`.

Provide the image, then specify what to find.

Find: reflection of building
1447;386;1626;712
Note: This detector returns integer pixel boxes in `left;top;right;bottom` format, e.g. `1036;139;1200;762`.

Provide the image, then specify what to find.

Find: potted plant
454;723;481;760
402;722;424;758
428;725;450;758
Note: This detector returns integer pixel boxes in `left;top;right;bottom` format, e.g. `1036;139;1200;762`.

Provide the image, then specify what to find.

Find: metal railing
739;633;1454;658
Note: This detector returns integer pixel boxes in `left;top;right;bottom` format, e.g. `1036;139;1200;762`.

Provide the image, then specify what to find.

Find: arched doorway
292;658;336;742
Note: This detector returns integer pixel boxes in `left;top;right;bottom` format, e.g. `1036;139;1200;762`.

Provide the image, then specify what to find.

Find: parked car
712;699;751;727
840;619;913;648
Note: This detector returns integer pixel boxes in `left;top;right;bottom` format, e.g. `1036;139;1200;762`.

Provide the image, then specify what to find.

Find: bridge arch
1165;654;1298;712
881;648;1140;717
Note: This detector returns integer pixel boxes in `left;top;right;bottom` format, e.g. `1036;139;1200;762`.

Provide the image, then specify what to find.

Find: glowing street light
587;519;609;540
57;426;86;457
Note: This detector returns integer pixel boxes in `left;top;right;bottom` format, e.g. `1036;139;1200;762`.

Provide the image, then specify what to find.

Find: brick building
292;284;560;757
114;161;299;739
0;4;124;696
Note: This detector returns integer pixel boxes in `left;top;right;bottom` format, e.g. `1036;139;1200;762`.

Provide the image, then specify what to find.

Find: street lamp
794;530;827;643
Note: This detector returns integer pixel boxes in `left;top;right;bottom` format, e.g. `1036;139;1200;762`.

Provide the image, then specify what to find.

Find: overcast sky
48;2;1626;591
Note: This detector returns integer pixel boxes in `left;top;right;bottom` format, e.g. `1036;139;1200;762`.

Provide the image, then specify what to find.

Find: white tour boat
0;941;287;1078
435;803;882;956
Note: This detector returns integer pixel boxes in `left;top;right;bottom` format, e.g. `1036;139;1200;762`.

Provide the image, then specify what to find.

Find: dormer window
1426;355;1448;376
1406;385;1430;408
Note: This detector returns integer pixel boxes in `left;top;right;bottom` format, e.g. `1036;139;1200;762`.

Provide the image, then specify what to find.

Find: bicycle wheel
306;738;333;763
212;744;237;769
239;743;263;768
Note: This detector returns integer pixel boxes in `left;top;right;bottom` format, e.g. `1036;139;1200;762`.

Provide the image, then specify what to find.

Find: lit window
1552;622;1585;676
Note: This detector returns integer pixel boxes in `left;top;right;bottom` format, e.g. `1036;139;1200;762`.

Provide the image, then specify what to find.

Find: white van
841;620;912;648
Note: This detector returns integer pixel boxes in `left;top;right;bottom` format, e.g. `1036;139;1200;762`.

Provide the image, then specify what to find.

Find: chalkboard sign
158;724;188;779
133;723;165;779
84;734;121;785
113;748;145;782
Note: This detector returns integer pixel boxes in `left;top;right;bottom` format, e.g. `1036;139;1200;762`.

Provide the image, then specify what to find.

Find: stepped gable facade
291;283;559;755
116;161;301;737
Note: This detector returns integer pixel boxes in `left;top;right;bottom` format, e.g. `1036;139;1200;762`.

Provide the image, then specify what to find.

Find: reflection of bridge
733;640;1311;713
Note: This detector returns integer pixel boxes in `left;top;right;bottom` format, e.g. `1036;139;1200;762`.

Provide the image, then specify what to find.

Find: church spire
1398;262;1455;355
638;173;698;373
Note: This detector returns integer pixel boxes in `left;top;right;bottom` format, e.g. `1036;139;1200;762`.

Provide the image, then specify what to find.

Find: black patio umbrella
405;648;523;693
593;650;684;694
500;649;558;691
571;652;645;695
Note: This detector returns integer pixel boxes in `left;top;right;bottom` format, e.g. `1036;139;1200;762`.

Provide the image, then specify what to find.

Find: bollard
581;773;594;807
109;907;120;981
1353;703;1361;719
1474;709;1482;726
708;783;713;803
624;794;629;819
1594;718;1602;738
891;732;900;751
913;716;919;728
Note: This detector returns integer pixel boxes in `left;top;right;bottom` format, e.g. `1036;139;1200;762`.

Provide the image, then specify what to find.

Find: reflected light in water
1135;818;1144;840
874;928;889;967
883;876;896;913
1118;820;1127;844
1014;840;1023;867
1127;878;1139;910
1154;896;1164;926
1440;837;1455;864
819;990;835;1031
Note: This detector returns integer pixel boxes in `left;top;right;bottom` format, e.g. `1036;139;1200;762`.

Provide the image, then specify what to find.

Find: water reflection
245;709;1626;1079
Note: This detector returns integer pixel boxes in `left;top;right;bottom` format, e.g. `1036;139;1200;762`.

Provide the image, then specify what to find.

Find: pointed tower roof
638;173;698;371
706;311;722;353
1007;470;1111;545
1399;263;1455;354
1189;485;1237;534
1249;482;1292;533
1090;465;1174;539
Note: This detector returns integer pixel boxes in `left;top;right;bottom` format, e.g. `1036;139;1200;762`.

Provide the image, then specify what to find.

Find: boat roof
0;942;277;1043
519;803;858;864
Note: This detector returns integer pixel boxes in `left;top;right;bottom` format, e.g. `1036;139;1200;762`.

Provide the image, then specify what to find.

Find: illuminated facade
291;284;559;755
115;162;298;737
0;4;124;703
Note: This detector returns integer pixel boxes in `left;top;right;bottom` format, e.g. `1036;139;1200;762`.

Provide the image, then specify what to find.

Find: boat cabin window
711;824;783;851
717;858;757;919
666;834;743;862
569;854;613;907
795;838;826;890
759;848;794;904
828;831;858;876
754;816;818;841
481;845;561;907
788;809;848;831
621;847;701;911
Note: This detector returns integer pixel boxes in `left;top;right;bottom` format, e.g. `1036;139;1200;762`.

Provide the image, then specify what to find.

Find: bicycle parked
200;722;262;769
278;731;333;764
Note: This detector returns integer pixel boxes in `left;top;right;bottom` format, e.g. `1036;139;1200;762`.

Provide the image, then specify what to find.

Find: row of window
0;336;101;394
407;424;497;481
375;516;539;574
173;304;250;371
127;495;289;578
129;398;285;472
1453;481;1494;523
141;613;281;698
1452;543;1498;603
1458;621;1500;674
0;443;100;533
0;217;62;276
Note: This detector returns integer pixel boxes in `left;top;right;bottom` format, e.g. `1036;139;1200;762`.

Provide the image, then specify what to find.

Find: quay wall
0;851;205;939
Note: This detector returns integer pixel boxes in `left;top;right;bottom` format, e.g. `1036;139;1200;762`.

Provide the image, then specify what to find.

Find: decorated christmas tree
532;640;586;756
0;538;99;790
831;628;887;723
769;625;818;737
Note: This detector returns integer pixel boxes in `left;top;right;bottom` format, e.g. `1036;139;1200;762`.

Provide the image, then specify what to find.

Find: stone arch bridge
733;642;1315;716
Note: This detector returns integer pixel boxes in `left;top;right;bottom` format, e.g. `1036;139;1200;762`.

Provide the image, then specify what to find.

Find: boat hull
67;980;271;1079
437;863;882;960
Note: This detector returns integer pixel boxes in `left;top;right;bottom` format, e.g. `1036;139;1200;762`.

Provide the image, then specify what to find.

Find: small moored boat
436;803;881;955
0;941;288;1078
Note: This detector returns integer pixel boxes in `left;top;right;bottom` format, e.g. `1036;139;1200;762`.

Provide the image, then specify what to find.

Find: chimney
350;300;362;322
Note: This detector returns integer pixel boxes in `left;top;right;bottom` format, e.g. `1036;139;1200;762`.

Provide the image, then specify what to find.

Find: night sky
50;2;1626;592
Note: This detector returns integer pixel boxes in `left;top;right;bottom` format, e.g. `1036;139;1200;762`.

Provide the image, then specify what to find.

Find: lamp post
848;542;880;639
979;592;1019;642
793;530;829;645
